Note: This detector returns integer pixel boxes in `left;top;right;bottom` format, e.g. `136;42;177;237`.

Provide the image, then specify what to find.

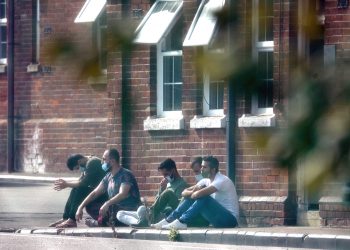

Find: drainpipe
7;0;15;173
226;0;236;183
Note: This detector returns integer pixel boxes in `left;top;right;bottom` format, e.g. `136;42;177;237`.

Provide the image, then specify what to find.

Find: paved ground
0;174;75;229
1;233;306;250
2;173;350;249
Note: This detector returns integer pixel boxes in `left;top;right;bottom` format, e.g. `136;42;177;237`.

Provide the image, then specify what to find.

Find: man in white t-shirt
150;156;239;230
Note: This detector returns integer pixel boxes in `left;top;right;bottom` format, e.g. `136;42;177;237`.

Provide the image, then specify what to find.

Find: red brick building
0;0;349;227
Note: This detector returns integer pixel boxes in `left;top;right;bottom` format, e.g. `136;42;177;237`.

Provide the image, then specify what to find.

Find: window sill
0;64;6;73
87;73;107;85
143;116;184;131
238;114;276;128
27;63;40;73
190;115;226;129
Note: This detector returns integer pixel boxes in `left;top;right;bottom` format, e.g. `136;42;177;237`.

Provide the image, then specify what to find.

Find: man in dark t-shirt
76;148;141;227
49;154;108;228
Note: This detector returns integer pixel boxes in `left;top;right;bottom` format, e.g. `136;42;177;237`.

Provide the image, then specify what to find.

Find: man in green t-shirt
49;154;108;228
117;158;188;227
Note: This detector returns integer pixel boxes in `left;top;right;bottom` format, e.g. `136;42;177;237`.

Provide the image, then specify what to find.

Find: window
95;10;107;71
75;0;107;82
252;0;274;115
157;19;183;117
134;0;183;44
183;0;225;47
0;0;6;64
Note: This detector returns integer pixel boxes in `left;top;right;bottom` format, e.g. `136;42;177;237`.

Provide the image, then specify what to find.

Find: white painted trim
143;116;184;130
74;0;106;23
238;114;276;128
157;40;183;118
134;0;183;44
183;0;225;47
190;115;226;129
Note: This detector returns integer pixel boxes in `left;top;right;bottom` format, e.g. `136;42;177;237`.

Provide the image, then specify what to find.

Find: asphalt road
0;234;304;250
0;181;70;229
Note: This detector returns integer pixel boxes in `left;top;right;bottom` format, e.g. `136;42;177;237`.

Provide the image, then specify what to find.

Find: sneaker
150;219;169;229
85;217;99;227
162;219;187;230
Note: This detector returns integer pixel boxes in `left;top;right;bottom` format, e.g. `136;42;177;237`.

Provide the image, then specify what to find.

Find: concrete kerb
14;227;350;249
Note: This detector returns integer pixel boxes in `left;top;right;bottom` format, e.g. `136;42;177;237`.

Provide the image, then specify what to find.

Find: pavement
1;173;350;249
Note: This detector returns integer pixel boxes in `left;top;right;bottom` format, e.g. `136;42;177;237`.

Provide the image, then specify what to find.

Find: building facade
0;0;349;227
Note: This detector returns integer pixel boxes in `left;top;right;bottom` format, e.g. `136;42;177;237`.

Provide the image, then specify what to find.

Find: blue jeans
166;196;238;228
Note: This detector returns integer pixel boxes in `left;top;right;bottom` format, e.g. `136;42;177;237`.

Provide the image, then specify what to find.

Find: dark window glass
0;0;5;19
258;0;273;41
257;51;273;108
209;80;224;109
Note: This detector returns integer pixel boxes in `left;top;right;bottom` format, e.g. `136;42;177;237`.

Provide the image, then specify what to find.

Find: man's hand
99;201;110;217
54;179;67;191
191;191;200;200
160;178;168;190
75;207;83;222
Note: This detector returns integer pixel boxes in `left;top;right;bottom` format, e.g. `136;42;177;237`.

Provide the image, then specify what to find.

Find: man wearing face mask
76;148;141;227
49;154;108;228
151;156;239;230
117;158;187;227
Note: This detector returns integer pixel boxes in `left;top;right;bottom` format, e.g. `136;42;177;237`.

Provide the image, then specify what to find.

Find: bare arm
181;184;203;198
75;182;105;222
54;178;80;190
191;185;217;200
99;183;131;217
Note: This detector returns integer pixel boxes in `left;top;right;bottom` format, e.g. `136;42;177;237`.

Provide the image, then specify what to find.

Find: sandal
49;219;65;227
55;219;77;228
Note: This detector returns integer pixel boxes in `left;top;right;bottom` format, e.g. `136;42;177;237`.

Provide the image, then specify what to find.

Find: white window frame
0;0;6;64
252;0;274;115
134;0;183;44
157;42;183;118
183;0;225;47
96;9;107;72
74;0;106;23
203;48;225;117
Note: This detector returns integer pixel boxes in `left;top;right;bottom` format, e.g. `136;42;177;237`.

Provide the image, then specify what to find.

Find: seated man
76;148;141;227
117;158;188;227
151;156;239;229
49;154;108;228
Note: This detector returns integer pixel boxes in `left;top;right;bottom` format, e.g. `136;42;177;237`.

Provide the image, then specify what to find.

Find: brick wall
1;0;109;173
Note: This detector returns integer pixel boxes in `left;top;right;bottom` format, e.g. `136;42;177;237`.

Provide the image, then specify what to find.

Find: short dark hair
191;157;202;168
108;148;120;163
66;154;84;171
158;158;176;171
203;156;219;172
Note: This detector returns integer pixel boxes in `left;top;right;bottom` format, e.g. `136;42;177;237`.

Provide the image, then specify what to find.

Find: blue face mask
79;166;86;173
102;162;111;172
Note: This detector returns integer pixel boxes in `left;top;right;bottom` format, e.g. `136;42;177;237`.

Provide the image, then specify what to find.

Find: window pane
209;80;224;109
257;51;273;108
174;83;182;110
163;56;174;83
163;84;173;111
163;55;182;111
0;25;5;59
174;56;182;82
163;17;183;51
258;0;273;42
0;1;5;19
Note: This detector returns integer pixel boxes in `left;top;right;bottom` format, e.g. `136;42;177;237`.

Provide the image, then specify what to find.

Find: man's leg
150;189;179;223
165;198;195;223
116;210;139;226
179;196;238;228
86;194;108;220
66;186;91;221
